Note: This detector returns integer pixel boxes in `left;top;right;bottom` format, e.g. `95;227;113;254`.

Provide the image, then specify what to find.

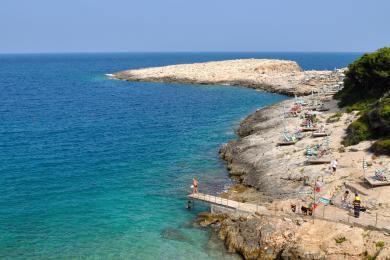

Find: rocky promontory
113;59;344;96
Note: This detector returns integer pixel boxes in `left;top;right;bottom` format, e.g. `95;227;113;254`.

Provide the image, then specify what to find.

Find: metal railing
189;192;390;232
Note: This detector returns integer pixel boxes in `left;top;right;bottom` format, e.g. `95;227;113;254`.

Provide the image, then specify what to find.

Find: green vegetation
334;236;347;244
335;47;390;154
326;112;343;123
371;140;390;155
342;119;371;146
335;47;390;107
363;253;376;260
345;99;375;114
343;97;390;147
375;241;385;248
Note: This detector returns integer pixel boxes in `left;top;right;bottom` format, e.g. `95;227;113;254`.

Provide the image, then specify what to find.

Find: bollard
323;206;325;218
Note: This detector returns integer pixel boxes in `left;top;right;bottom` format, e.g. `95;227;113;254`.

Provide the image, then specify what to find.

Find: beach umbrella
307;111;322;115
363;157;368;172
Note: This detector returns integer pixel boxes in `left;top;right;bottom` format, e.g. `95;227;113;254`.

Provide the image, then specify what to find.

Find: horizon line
0;50;367;55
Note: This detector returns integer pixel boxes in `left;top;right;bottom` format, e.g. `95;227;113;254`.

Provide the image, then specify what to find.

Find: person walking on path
331;159;338;175
341;190;350;208
353;193;361;218
192;177;198;194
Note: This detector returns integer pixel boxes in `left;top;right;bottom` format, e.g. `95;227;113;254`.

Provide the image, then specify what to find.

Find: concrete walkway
189;192;390;232
189;192;269;213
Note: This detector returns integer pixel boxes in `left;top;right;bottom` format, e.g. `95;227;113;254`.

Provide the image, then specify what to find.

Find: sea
0;52;361;259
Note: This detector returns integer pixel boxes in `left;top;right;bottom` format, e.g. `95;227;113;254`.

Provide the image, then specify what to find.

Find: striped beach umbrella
324;136;330;149
306;146;311;159
363;158;368;172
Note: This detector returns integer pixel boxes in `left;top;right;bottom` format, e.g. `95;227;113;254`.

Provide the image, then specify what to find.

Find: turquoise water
0;53;361;259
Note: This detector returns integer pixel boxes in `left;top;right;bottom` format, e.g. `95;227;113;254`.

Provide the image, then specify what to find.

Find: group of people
341;191;363;218
187;177;199;210
333;161;364;218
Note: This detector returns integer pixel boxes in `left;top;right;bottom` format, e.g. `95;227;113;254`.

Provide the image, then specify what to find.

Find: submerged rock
160;227;191;243
196;212;228;227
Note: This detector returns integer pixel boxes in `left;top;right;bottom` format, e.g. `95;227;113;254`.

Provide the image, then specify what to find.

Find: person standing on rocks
353;193;361;218
341;190;350;208
331;159;338;175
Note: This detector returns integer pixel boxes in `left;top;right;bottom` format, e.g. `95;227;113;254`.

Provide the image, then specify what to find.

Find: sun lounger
306;158;332;164
320;96;332;102
375;169;387;181
300;120;317;127
301;127;319;132
278;131;298;146
312;132;330;137
316;106;330;112
294;129;304;140
365;175;390;187
277;141;297;146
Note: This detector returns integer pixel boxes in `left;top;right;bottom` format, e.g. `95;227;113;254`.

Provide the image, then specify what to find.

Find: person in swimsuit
341;190;350;208
331;159;338;175
192;177;198;194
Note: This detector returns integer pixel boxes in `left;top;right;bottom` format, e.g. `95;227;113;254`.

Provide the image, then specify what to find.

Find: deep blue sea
0;53;361;259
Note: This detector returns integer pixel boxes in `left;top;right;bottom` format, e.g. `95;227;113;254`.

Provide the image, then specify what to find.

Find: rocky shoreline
113;59;390;259
200;94;390;259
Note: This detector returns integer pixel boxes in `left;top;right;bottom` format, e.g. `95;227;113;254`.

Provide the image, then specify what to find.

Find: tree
335;47;390;107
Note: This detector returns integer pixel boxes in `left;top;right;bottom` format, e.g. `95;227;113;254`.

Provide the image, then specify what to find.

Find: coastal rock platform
113;59;344;96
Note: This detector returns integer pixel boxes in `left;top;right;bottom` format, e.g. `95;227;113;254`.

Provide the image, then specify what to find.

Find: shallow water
0;53;361;259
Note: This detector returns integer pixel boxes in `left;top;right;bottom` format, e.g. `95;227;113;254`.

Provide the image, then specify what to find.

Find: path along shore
113;59;390;259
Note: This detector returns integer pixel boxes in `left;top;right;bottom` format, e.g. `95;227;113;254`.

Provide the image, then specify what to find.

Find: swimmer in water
186;200;192;210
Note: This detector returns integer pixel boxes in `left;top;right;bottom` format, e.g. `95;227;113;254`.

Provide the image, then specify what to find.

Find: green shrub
364;254;376;260
326;112;343;123
335;48;389;154
335;236;347;244
346;99;375;114
342;120;371;146
335;47;390;107
370;140;390;155
366;97;390;137
375;241;385;248
378;98;390;119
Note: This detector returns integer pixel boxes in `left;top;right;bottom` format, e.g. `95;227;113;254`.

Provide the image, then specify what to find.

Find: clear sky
1;0;389;53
